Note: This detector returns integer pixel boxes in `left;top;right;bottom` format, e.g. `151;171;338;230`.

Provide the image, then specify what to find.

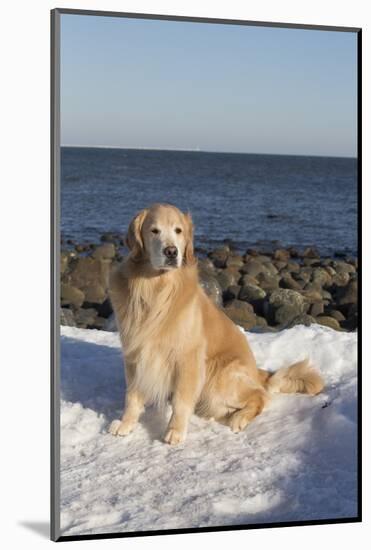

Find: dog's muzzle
163;246;178;266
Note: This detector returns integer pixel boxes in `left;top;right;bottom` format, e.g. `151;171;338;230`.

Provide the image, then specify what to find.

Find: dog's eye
175;227;182;234
151;228;160;234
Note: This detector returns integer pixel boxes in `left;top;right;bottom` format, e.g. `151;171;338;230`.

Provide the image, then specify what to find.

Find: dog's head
125;204;195;270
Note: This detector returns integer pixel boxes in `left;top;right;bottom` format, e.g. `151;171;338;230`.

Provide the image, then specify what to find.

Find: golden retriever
108;203;324;445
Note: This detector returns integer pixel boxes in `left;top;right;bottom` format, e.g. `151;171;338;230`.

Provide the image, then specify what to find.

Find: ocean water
61;147;358;257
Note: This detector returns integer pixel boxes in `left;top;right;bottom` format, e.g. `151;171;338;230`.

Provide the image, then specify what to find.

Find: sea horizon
60;145;356;161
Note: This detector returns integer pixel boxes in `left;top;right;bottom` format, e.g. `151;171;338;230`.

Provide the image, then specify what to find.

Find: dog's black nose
163;246;178;259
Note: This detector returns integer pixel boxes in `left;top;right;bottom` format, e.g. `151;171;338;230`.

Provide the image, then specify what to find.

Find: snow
60;324;358;537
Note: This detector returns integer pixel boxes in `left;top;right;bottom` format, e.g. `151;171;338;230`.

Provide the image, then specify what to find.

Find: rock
274;260;288;271
332;272;350;287
68;257;111;304
275;304;306;325
280;273;303;291
316;316;342;331
198;258;215;273
74;308;98;328
255;316;268;328
309;302;325;317
208;246;230;268
103;313;117;332
224;300;257;330
60;308;76;327
256;273;280;291
286;262;300;273
287;247;299;258
223;285;240;302
240;259;267;277
269;289;306;309
95;298;113;319
293;268;312;284
303;246;320;259
312;267;332;287
274;249;290;262
216;268;240;290
255;255;273;264
303;258;321;267
199;270;223;307
337;280;357;306
300;289;323;303
61;251;70;274
333;261;356;274
225;254;244;268
239;274;259;286
61;283;85;308
92;243;116;260
239;284;266;302
325;309;346;322
75;244;85;253
284;314;316;328
101;232;115;243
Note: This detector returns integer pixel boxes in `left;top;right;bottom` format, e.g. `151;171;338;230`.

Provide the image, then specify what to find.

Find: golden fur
109;204;324;445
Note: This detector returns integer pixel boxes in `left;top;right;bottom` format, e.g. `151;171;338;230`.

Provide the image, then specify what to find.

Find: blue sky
60;14;357;157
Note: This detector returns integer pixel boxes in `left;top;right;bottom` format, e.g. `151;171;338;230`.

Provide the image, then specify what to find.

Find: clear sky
60;14;357;157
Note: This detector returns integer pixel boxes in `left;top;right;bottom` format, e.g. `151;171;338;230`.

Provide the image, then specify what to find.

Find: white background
0;0;368;548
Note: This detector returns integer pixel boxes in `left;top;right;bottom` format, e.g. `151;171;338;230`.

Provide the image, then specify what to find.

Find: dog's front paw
164;427;186;445
108;418;136;437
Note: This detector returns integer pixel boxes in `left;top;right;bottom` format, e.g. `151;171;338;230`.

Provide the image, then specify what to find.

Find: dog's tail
258;358;324;396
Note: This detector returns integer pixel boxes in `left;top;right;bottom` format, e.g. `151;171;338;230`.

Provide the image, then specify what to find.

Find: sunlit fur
109;204;324;445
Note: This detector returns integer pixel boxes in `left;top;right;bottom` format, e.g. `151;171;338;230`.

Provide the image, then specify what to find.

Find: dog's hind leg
214;362;270;433
227;388;269;433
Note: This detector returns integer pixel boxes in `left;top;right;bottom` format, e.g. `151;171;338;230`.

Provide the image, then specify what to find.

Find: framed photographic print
51;8;361;542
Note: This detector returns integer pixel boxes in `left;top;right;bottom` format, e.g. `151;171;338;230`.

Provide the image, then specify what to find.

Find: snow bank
60;325;358;536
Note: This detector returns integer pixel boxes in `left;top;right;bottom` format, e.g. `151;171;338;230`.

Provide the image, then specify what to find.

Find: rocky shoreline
60;235;358;333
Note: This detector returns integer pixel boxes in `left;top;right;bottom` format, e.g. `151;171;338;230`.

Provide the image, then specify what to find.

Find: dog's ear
183;212;196;266
125;208;148;260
